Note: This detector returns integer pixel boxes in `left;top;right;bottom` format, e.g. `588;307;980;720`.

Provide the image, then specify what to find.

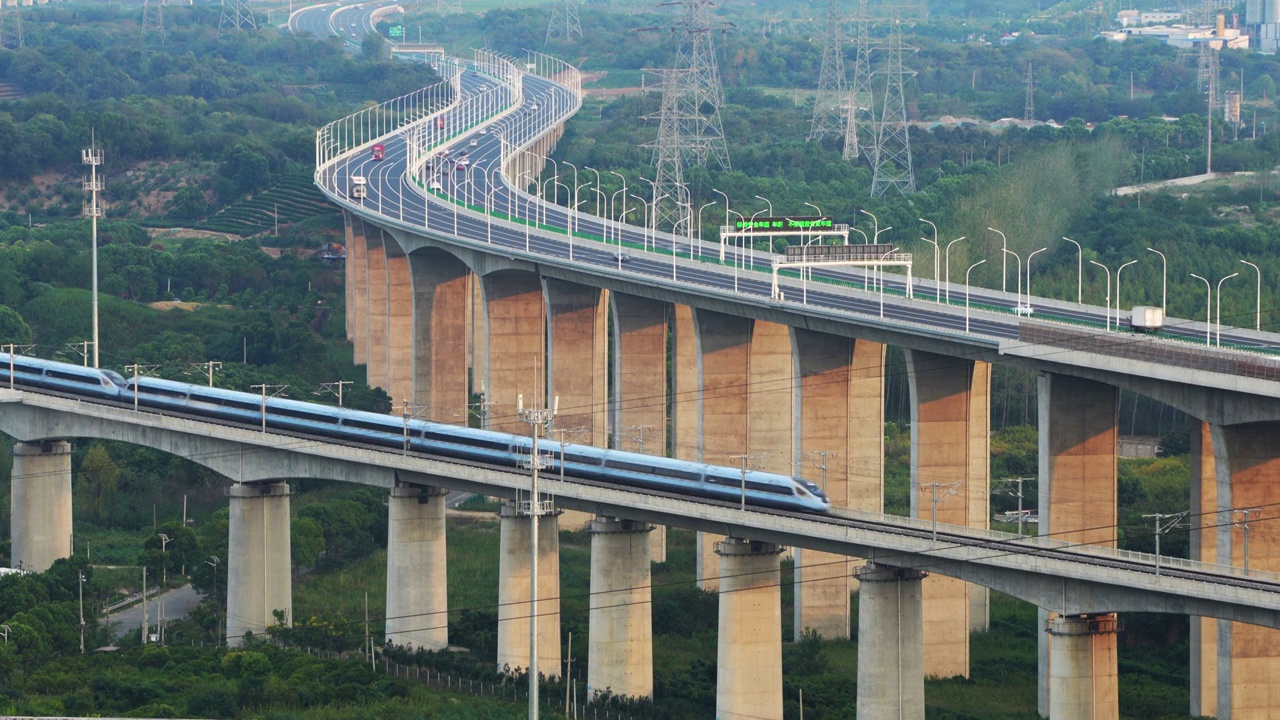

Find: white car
479;128;489;135
1015;305;1034;316
469;139;478;147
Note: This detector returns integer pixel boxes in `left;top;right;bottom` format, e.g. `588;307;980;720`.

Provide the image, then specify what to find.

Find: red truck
371;143;385;161
436;116;446;130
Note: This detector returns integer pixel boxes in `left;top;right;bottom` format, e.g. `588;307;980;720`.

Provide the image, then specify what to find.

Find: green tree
78;444;121;523
360;31;388;62
0;304;32;345
169;185;208;219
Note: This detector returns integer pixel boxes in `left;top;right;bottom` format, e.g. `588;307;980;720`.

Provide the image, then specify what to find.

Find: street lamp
944;236;966;304
205;555;221;646
563;159;581;235
1116;259;1138;326
1190;273;1212;346
1241;260;1261;331
988;227;1008;292
1089;260;1113;331
712;188;732;260
1003;248;1023;312
1216;272;1239;346
1147;247;1167;314
583;166;602;216
965;259;987;333
1063;236;1083;304
877;247;898;317
697;200;717;259
640;177;659;251
920;218;940;302
157;533;172;586
1026;247;1048;311
609;170;628;238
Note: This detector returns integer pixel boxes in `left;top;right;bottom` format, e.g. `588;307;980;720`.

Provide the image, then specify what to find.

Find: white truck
350;176;367;199
1129;306;1164;333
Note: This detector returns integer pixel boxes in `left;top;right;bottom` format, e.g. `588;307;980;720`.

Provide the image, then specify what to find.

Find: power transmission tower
809;0;848;142
843;0;875;160
870;14;916;197
0;3;22;50
142;0;165;45
1024;63;1034;122
218;0;257;33
646;68;694;233
433;0;464;15
546;0;582;42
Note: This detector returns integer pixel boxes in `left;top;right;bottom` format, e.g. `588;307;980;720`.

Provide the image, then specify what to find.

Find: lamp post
1216;272;1239;346
1026;247;1047;311
920;218;940;302
944;236;966;304
988;227;1008;292
1063;236;1083;304
157;533;172;586
584;166;602;216
1089;260;1113;331
965;259;987;333
609;171;628;237
1003;248;1023;312
640;177;659;251
1241;259;1261;331
1190;273;1212;346
697;200;717;259
877;247;897;318
563;159;581;235
712;188;731;260
748;209;766;272
630;193;649;252
1116;259;1138;326
610;187;627;244
83;135;103;368
1147;247;1167;314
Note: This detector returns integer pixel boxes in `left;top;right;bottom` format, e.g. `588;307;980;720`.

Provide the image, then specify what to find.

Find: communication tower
870;14;916;197
546;0;582;42
809;0;848;142
0;3;22;50
219;0;257;33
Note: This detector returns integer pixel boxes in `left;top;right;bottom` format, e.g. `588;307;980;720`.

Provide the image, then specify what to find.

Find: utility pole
730;453;766;511
563;631;573;717
66;341;94;367
316;380;353;407
807;450;836;494
125;364;158;411
193;360;222;387
78;571;85;654
2;344;33;390
1024;63;1035;122
250;384;288;432
627;424;656;454
517;391;557;720
921;481;962;541
1142;512;1187;575
1233;508;1256;574
157;533;172;586
993;477;1033;537
83;135;104;368
205;556;220;646
141;565;148;645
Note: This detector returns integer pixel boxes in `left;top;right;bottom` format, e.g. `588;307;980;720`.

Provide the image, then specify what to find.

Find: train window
425;431;510;451
46;369;98;384
606;459;658;475
608;460;701;481
272;406;339;424
197;394;260;412
746;481;789;495
141;386;190;399
345;419;402;434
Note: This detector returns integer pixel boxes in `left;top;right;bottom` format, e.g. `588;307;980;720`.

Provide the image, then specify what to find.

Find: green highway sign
734;215;834;233
388;25;404;37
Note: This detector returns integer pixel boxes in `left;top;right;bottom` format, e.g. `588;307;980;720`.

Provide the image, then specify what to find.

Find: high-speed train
0;353;831;513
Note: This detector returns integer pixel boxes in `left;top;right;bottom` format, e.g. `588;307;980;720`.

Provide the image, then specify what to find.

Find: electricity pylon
646;68;695;233
546;0;582;42
0;3;22;50
433;0;464;14
142;0;165;45
843;0;875;160
809;0;848;142
219;0;257;33
870;14;916;197
1024;63;1034;122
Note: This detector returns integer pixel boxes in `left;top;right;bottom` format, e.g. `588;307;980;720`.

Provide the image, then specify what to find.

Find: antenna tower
142;0;165;45
1024;63;1034;122
546;0;582;42
809;0;848;142
843;0;875;160
218;0;257;33
0;3;22;50
870;14;916;197
646;69;695;232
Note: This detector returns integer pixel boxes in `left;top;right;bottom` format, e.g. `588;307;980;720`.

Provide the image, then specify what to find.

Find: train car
0;352;126;399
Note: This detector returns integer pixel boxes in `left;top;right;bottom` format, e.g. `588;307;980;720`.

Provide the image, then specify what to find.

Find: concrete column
344;210;356;347
10;441;72;572
1046;614;1121;720
1190;420;1218;717
384;238;414;408
496;503;561;678
409;249;470;423
672;304;700;566
544;279;608;531
855;562;926;720
226;482;292;647
1193;420;1280;718
385;485;448;651
904;349;991;678
468;273;487;416
587;517;653;699
348;215;369;365
694;310;751;591
612;293;670;563
481;271;545;435
793;332;885;640
365;228;390;392
715;538;783;720
1036;374;1118;716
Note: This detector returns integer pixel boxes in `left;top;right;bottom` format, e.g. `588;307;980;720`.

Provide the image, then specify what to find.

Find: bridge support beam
793;332;885;640
905;349;991;678
673;305;700;566
409;249;470;423
384;238;414;406
1037;374;1119;716
346;213;369;366
385;484;448;651
715;538;784;720
1046;614;1120;720
365;228;390;393
855;562;926;720
545;279;607;530
587;516;653;700
496;503;561;678
1192;419;1280;718
226;482;292;647
481;271;545;435
612;293;669;561
9;440;72;572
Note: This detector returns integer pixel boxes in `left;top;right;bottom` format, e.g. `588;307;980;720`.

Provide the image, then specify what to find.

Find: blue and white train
0;352;831;513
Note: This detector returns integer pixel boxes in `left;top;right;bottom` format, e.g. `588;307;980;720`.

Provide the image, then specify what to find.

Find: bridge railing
1020;322;1280;377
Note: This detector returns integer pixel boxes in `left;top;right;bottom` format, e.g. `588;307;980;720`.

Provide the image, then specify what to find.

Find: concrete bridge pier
480;271;544;436
855;562;926;720
1037;374;1119;715
715;538;784;720
9;440;72;572
408;249;470;423
226;482;292;647
385;484;448;651
611;293;669;562
905;349;991;678
496;502;561;678
1046;614;1120;720
587;516;653;700
1192;419;1280;718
